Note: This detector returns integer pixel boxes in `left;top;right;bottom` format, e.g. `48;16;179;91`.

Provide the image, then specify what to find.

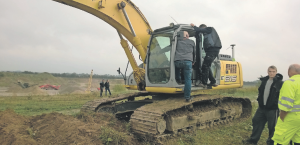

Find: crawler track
130;95;252;138
81;93;252;138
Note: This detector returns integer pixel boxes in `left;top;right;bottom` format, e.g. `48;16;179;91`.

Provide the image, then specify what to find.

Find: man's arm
278;80;295;121
190;24;212;34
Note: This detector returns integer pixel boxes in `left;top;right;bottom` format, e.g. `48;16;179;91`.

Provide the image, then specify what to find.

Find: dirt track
0;110;138;145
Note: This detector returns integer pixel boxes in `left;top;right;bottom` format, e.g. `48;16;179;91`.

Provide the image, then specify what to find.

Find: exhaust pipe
230;44;236;61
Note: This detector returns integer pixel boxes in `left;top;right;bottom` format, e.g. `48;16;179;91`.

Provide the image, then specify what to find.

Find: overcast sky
0;0;299;81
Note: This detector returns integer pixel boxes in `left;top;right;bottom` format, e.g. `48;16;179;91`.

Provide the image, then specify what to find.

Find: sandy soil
0;109;138;145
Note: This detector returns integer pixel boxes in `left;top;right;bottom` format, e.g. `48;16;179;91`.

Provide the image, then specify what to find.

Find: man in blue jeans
174;31;196;102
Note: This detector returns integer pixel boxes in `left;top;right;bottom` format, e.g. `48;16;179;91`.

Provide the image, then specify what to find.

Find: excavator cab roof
153;24;196;37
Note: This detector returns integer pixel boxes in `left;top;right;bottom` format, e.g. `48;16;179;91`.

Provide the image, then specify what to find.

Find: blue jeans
175;60;192;99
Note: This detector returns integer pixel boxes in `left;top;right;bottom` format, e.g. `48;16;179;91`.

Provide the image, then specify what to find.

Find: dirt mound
7;85;46;95
30;113;102;144
0;109;36;145
0;110;138;145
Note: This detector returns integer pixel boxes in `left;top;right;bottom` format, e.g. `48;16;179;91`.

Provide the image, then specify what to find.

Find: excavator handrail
125;0;152;31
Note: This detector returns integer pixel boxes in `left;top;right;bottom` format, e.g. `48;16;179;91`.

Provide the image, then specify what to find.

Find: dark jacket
100;82;105;89
193;26;222;52
257;73;283;110
105;82;110;88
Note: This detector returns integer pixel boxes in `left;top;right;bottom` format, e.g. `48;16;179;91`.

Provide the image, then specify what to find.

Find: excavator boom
53;0;151;59
53;0;153;90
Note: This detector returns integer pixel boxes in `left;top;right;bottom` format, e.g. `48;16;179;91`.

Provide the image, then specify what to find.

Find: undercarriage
81;92;252;138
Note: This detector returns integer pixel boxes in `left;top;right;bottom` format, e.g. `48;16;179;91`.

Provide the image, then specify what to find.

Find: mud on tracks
0;110;139;145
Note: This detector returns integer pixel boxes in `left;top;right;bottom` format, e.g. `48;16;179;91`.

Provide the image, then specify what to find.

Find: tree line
1;71;123;79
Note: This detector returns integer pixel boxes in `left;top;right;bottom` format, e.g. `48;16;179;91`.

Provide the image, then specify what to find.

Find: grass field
0;84;135;116
0;85;269;145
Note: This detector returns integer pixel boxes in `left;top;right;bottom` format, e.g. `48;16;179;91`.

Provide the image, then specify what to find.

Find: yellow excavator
53;0;252;138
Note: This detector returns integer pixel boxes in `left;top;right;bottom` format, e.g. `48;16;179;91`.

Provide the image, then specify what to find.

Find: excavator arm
53;0;152;90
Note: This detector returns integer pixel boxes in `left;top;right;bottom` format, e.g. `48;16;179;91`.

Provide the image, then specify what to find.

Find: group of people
175;23;300;145
244;64;300;145
99;79;111;97
175;23;222;102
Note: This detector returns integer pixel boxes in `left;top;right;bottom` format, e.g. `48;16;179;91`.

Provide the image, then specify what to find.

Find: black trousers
105;88;111;96
201;51;219;85
100;88;103;97
250;107;279;145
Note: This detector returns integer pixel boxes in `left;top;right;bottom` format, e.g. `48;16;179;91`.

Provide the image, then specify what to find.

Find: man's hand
280;110;288;122
190;23;195;27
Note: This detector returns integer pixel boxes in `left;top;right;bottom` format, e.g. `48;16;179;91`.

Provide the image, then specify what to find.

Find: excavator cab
143;24;210;92
142;24;242;93
125;24;242;93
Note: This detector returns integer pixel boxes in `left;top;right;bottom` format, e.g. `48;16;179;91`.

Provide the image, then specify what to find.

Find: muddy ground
0;110;138;145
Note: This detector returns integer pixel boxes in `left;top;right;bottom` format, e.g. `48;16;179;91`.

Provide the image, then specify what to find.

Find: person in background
272;64;300;145
244;65;283;145
99;79;105;97
105;80;111;96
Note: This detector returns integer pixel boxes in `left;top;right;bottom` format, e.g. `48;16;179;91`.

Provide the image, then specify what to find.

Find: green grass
0;86;136;116
209;86;258;100
112;84;127;92
0;93;97;116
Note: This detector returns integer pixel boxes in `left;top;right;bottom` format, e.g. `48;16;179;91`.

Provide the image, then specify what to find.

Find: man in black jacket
190;23;222;88
99;79;105;97
244;66;283;145
105;80;111;96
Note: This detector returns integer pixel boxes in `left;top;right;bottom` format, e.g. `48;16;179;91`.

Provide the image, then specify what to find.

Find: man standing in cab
174;31;195;102
190;23;222;88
